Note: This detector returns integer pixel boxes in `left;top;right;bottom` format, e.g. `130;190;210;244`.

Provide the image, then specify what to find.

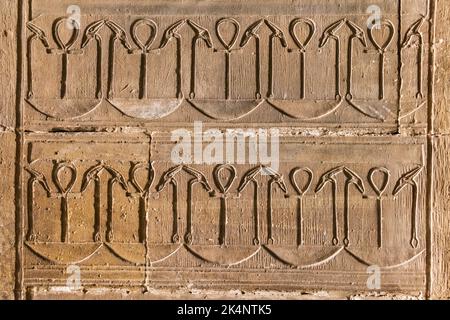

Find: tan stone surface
433;0;450;134
431;0;450;299
1;0;450;299
0;134;16;300
0;0;17;300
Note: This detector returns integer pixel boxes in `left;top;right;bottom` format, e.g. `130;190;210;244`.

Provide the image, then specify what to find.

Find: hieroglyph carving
24;16;428;123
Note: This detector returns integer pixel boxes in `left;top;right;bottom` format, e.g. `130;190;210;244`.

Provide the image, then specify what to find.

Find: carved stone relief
1;0;448;299
23;1;430;129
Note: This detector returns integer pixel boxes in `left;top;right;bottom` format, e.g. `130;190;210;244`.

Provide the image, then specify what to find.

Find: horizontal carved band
25;16;428;123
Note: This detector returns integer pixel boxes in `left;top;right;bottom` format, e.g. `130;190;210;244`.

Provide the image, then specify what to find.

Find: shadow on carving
23;163;425;270
26;18;101;119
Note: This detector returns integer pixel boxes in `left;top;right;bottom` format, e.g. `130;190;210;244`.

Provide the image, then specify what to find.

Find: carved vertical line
377;197;383;248
185;179;194;244
267;179;273;244
267;36;274;98
139;53;148;100
107;36;116;99
253;179;259;245
142;197;150;288
138;197;146;243
189;39;197;99
418;36;424;98
106;179;114;242
297;197;303;247
171;179;179;243
331;182;338;246
346;37;353;99
60;53;68;99
411;183;419;248
225;51;231;100
343;181;350;246
426;0;437;299
26;179;34;241
14;0;26;301
176;37;182;99
335;38;341;98
219;196;227;246
28;0;31;22
96;36;102;99
60;196;69;243
379;52;385;100
93;178;101;242
144;132;152;291
426;0;436;135
26;36;33;99
300;52;305;99
255;36;261;99
397;0;402;130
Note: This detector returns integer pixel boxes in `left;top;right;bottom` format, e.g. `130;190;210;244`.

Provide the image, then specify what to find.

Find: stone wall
0;0;449;299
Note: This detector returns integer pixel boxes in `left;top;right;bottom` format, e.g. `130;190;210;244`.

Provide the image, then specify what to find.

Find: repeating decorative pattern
17;0;433;297
24;15;428;124
24;160;425;267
